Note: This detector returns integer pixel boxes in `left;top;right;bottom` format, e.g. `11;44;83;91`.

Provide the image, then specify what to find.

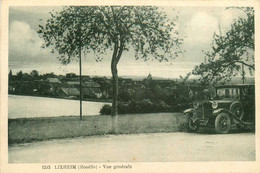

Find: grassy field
8;113;187;145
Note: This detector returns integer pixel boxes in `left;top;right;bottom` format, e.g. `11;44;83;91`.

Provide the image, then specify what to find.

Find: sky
8;6;247;78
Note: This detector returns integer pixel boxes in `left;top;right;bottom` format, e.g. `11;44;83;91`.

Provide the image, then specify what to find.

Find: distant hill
224;77;255;85
178;76;255;85
120;75;168;81
91;75;255;85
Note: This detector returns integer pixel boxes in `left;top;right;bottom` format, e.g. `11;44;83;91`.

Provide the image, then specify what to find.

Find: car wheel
215;113;231;134
187;116;199;132
230;102;244;119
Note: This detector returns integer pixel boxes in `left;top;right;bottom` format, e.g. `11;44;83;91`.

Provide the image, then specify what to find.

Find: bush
99;99;184;115
99;104;111;115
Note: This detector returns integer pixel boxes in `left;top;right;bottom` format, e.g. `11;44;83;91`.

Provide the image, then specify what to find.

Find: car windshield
216;88;240;100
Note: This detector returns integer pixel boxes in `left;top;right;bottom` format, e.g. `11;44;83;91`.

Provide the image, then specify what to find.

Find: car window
216;88;240;99
241;88;248;96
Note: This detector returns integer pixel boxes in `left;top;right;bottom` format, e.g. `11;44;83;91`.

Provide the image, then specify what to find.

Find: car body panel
183;108;194;114
183;84;255;132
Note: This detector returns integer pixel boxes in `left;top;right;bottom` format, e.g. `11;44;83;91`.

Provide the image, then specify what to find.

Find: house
37;78;62;95
82;87;102;99
64;75;92;82
92;77;112;98
45;77;61;84
81;75;92;82
59;87;80;98
63;80;102;99
82;81;102;98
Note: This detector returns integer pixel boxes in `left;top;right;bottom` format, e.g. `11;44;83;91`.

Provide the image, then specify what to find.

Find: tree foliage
9;70;13;81
30;70;39;78
192;7;254;84
38;6;182;131
38;7;94;64
16;70;23;81
38;6;182;63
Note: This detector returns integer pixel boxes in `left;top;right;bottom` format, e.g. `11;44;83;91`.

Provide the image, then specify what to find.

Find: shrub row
100;99;188;115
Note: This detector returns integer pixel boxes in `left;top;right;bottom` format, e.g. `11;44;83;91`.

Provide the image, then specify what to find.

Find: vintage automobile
183;84;255;134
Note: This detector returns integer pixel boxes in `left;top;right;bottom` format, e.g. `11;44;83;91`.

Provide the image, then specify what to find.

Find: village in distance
8;69;255;115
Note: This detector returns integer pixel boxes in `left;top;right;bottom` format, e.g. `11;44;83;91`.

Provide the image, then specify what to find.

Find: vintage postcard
1;0;260;172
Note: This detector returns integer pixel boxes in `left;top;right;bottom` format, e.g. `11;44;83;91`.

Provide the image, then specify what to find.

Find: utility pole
79;46;82;120
78;23;83;121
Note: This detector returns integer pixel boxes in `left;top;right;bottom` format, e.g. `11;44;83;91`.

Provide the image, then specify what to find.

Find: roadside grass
8;113;187;145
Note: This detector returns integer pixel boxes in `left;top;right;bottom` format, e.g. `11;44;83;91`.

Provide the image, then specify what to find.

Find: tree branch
236;60;255;70
97;6;115;37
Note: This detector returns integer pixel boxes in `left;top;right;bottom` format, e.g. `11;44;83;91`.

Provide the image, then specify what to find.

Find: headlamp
212;101;218;109
193;101;199;109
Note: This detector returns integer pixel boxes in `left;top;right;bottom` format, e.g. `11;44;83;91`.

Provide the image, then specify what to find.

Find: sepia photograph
1;0;259;173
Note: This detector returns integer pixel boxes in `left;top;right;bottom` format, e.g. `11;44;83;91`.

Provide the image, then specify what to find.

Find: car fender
183;108;194;114
229;101;242;110
213;108;236;124
213;108;232;115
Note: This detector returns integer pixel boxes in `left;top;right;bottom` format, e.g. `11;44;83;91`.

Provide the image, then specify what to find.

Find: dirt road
9;132;255;163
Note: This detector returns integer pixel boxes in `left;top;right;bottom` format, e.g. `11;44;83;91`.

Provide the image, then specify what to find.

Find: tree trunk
111;60;118;133
242;64;245;84
110;38;124;133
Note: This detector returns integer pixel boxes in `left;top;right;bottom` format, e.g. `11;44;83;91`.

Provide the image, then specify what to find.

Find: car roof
216;84;255;88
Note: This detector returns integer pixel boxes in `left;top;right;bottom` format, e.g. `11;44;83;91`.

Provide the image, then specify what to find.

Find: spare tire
230;102;244;120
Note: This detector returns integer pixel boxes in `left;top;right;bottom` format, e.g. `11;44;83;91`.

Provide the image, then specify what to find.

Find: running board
231;114;246;126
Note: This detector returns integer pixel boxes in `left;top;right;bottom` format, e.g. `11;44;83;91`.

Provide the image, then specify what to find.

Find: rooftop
46;78;61;83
